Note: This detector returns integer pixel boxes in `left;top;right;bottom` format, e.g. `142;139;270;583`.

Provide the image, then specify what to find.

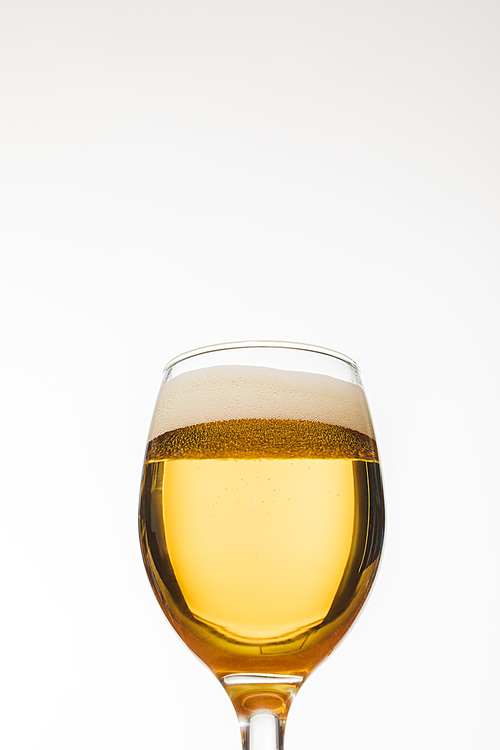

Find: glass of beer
139;341;384;750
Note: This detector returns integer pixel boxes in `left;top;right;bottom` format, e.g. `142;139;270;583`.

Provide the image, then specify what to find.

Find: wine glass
139;341;384;750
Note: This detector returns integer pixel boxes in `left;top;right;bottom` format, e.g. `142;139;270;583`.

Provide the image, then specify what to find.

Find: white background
1;1;499;748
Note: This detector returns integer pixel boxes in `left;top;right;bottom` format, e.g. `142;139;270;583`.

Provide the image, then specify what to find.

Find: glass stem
241;713;284;750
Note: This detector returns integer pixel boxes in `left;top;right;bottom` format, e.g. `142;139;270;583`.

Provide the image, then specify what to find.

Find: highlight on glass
139;341;384;750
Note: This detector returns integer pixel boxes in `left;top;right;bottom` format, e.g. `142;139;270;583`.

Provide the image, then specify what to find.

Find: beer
139;417;384;685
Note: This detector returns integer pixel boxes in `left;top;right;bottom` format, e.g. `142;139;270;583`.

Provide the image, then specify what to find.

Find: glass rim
163;340;360;375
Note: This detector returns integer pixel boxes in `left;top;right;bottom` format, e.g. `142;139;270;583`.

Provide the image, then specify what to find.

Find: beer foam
149;366;374;440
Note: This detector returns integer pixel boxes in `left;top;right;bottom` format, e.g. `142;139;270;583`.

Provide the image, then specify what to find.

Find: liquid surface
139;419;384;682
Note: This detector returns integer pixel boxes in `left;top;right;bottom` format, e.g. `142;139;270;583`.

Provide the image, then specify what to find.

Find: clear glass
139;340;384;750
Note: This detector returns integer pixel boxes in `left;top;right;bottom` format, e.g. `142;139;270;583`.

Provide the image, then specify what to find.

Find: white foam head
149;365;374;440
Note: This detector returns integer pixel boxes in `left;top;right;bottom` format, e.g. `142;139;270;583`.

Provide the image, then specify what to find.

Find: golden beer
139;417;384;687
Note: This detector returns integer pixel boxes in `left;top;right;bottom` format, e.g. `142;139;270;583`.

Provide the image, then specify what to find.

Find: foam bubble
149;365;374;440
